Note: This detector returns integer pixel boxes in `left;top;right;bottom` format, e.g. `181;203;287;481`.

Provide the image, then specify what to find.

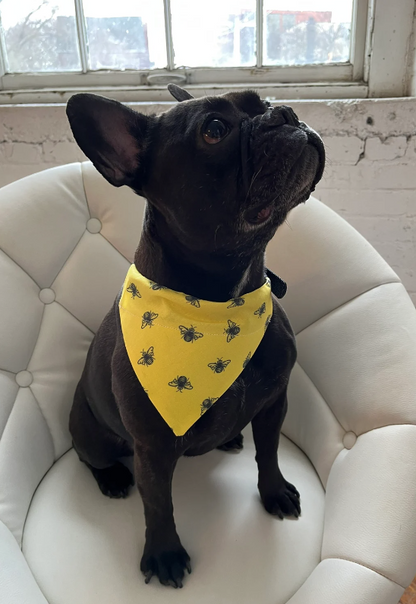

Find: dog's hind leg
217;432;244;451
69;382;134;498
85;461;134;499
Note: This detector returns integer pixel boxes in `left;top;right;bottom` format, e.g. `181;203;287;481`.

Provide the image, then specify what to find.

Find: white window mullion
163;0;175;71
256;0;263;68
350;0;369;81
74;0;89;73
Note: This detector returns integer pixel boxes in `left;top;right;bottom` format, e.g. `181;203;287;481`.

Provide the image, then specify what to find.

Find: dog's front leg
134;443;191;588
251;388;301;519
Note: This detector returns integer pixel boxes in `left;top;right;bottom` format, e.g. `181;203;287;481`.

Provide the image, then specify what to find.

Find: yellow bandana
119;265;273;436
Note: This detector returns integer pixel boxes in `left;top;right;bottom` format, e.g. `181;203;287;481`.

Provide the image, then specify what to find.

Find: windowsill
0;81;371;106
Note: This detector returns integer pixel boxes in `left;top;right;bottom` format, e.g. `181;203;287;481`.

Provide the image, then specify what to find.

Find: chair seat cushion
22;433;324;603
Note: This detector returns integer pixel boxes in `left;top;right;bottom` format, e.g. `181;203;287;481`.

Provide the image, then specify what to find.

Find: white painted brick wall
0;98;415;305
365;136;408;160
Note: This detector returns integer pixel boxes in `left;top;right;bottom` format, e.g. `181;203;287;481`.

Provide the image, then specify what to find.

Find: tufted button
16;370;33;387
39;288;56;304
343;431;357;450
86;218;102;234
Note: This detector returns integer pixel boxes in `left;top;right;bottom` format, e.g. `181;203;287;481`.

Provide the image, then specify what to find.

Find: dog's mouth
244;202;274;226
241;143;320;230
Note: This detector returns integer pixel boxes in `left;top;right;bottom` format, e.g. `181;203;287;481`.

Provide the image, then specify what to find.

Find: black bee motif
168;375;193;392
200;397;219;415
149;281;166;290
185;295;201;308
141;310;158;329
227;297;245;309
137;346;155;366
208;358;231;373
126;283;141;299
224;319;240;342
243;351;252;369
254;302;266;318
179;325;204;343
264;314;272;332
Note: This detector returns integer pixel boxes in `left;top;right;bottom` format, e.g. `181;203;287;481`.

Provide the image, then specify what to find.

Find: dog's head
66;86;325;255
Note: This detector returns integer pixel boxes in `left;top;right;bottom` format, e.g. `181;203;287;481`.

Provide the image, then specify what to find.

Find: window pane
264;0;353;65
171;0;256;67
82;0;166;70
0;0;81;72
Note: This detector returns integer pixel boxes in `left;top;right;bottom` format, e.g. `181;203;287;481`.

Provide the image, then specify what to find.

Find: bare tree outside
0;0;80;72
266;15;350;65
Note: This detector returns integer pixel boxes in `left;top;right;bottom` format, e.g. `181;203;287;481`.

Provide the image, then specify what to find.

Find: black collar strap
266;268;287;299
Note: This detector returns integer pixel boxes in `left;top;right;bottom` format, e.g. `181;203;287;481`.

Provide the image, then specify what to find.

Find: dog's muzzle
240;105;325;226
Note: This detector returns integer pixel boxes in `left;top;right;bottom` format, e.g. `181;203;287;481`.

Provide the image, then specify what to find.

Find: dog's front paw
141;545;191;588
261;480;301;519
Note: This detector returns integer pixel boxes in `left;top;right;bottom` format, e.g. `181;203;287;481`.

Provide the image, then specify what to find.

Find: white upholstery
0;162;415;604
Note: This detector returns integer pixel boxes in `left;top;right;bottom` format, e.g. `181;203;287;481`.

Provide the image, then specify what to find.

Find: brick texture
0;98;415;304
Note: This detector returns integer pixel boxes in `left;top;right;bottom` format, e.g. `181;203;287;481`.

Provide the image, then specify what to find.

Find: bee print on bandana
137;346;155;367
227;297;245;309
127;283;141;299
149;281;166;290
243;351;252;369
208;358;231;373
264;315;272;332
168;375;193;392
185;295;201;308
224;319;240;342
141;310;158;329
179;325;204;343
254;302;266;318
200;397;219;415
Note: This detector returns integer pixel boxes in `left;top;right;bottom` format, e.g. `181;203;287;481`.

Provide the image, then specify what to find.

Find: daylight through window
0;0;354;74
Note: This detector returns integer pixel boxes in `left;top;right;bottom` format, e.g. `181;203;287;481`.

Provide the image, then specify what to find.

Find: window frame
0;0;413;104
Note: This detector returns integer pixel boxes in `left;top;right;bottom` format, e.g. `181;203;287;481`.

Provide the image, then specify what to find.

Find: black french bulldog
67;85;325;588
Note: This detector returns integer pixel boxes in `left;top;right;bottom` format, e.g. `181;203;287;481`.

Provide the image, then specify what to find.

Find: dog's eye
202;119;228;144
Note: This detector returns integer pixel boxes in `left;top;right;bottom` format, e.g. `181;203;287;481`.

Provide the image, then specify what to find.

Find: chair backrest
268;196;416;486
0;162;415;546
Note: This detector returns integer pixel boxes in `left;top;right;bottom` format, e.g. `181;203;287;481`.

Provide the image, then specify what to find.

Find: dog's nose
262;105;300;128
279;106;300;127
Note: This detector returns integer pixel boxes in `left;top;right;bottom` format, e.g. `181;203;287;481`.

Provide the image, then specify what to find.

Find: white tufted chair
1;162;416;604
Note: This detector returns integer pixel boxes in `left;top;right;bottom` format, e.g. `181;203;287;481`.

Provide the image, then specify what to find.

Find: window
0;0;414;103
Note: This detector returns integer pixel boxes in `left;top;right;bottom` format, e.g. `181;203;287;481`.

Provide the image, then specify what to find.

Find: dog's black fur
66;86;325;588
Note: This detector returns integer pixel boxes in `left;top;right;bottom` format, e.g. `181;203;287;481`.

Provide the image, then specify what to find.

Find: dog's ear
66;93;151;187
168;84;194;102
